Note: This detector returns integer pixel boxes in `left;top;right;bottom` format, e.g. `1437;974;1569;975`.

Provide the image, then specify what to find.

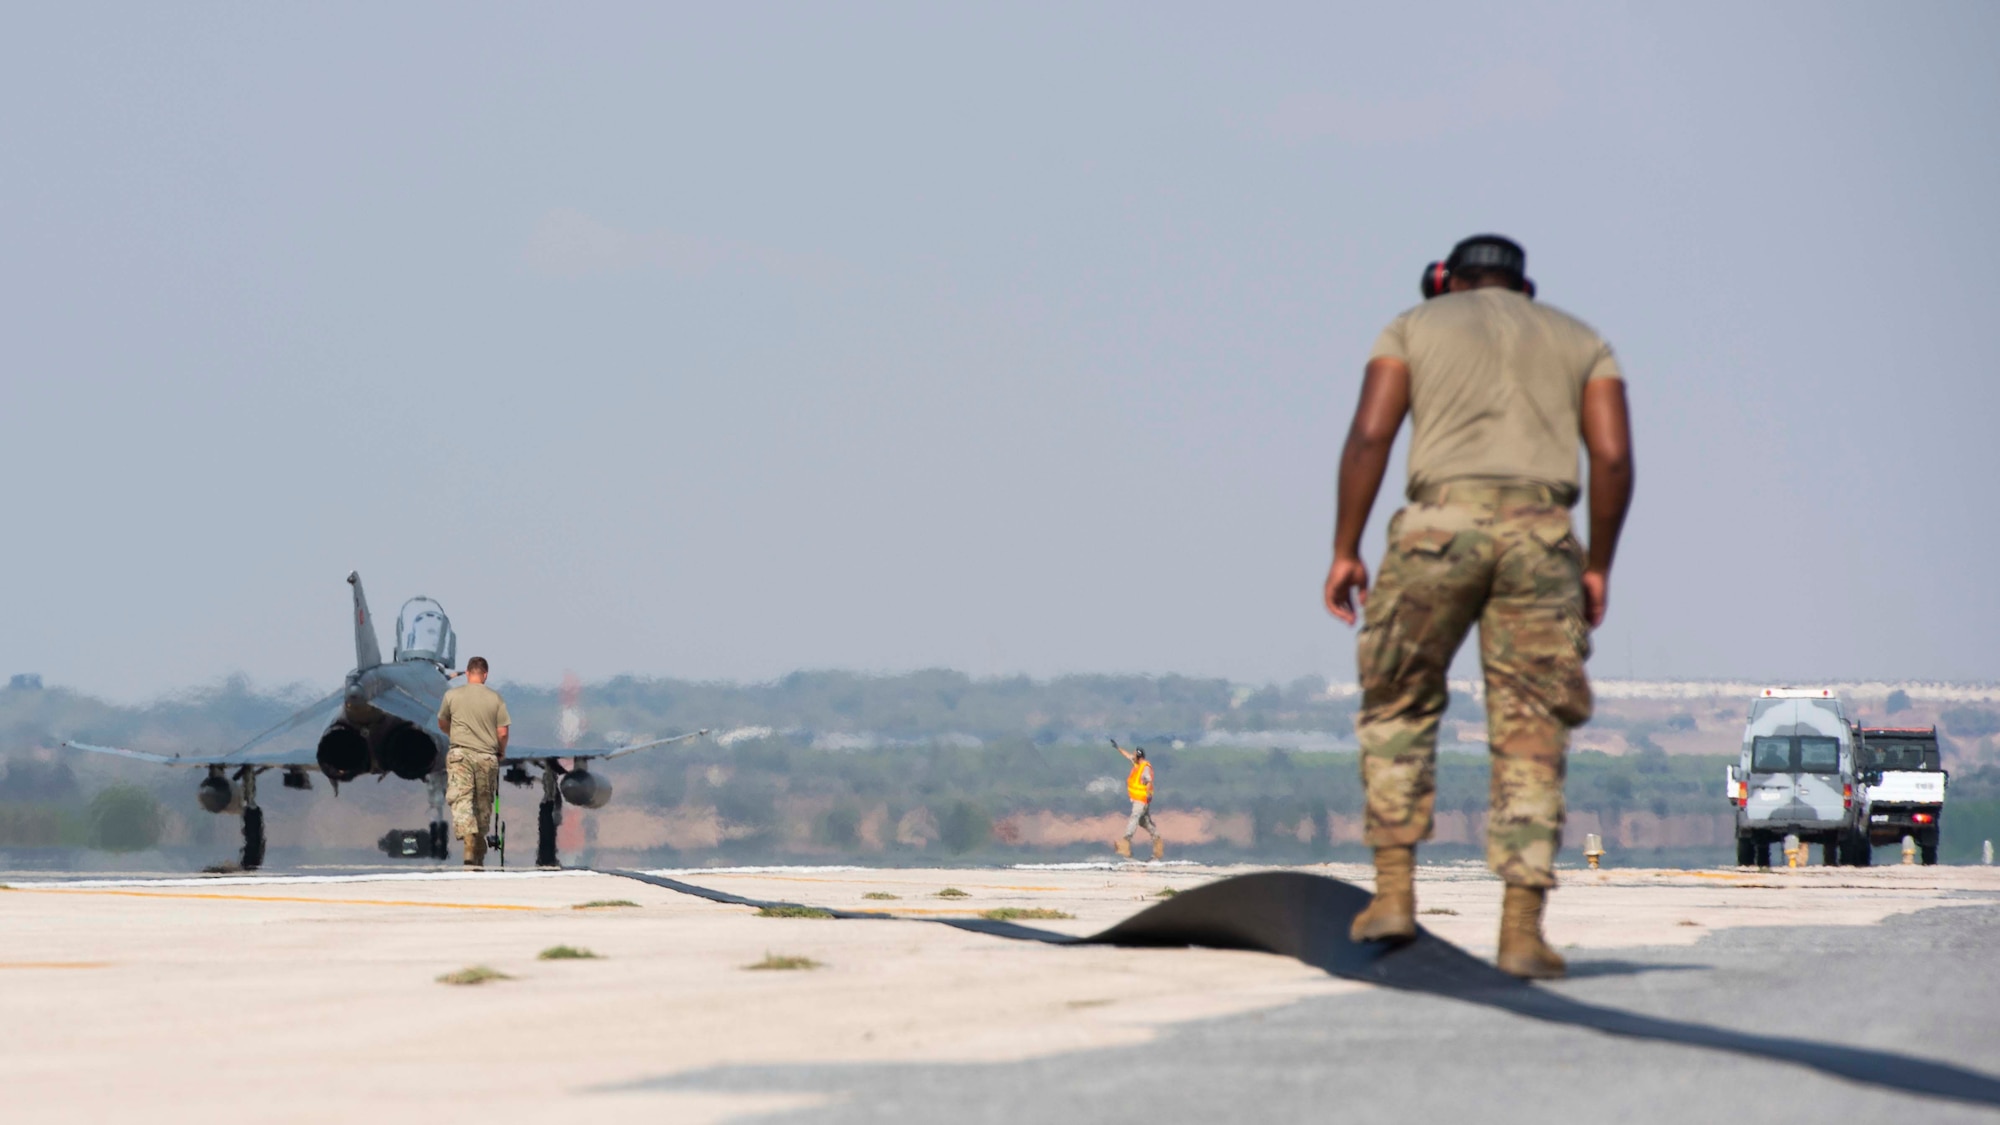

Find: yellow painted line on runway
0;961;113;970
0;887;541;912
714;874;1065;892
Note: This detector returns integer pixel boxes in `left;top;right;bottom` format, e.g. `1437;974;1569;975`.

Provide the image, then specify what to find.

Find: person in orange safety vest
1114;741;1164;860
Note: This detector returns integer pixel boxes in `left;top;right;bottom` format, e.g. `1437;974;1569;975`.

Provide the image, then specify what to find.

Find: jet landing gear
236;765;266;870
426;772;450;861
502;760;567;868
503;760;566;868
537;766;562;869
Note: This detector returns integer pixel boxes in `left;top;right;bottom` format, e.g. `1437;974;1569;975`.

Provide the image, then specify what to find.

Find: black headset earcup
1523;276;1536;299
1421;260;1448;299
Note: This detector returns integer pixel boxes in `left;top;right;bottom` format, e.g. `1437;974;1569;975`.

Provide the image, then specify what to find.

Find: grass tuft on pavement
746;952;823;971
934;887;971;898
980;907;1074;921
438;965;512;986
572;899;640;910
757;904;835;919
1421;907;1459;916
862;892;900;900
538;945;600;960
1153;887;1178;898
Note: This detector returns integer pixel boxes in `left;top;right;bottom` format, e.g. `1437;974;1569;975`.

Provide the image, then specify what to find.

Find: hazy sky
4;3;1997;702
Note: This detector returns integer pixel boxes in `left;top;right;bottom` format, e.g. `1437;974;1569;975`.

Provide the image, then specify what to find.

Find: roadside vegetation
538;945;600;960
438;965;511;986
980;907;1073;921
745;952;823;971
756;905;834;919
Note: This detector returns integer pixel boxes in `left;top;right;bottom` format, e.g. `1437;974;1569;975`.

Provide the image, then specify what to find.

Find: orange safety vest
1127;761;1153;803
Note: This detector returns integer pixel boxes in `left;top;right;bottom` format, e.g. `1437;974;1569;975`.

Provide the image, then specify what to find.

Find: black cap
1445;234;1527;280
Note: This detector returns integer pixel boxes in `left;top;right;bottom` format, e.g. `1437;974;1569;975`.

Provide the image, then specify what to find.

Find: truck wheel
1822;837;1841;867
1737;835;1756;867
1920;841;1939;866
1754;833;1772;869
1853;836;1873;867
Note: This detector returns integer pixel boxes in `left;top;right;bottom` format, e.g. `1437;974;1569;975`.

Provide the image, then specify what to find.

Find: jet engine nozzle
317;723;370;783
196;775;233;814
559;770;613;809
376;722;440;781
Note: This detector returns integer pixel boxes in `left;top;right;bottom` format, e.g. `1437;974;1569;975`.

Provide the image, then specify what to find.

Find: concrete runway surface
5;862;1996;1123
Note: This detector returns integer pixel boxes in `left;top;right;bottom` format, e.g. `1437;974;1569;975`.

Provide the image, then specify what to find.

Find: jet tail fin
348;571;383;669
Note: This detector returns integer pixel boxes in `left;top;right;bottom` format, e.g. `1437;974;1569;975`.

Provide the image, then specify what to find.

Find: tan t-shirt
438;682;511;756
1370;288;1623;499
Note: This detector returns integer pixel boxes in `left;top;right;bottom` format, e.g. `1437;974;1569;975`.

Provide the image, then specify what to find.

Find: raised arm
1323;357;1412;625
1579;378;1635;627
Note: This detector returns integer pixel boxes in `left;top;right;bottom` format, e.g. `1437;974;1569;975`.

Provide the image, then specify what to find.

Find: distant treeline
502;669;1361;746
7;672;2000;865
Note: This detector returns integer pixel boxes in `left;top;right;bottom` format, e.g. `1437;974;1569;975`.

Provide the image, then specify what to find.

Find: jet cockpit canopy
395;597;457;668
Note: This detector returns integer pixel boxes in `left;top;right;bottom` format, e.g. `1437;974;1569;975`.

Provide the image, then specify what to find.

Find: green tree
939;800;990;853
816;800;862;846
88;785;163;852
1942;707;2000;738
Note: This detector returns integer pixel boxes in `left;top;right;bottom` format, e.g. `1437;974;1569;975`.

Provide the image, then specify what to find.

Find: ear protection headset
1420;234;1535;300
1420;259;1451;299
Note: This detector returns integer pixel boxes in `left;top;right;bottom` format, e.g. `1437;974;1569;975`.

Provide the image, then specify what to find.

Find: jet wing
65;687;346;769
504;730;709;764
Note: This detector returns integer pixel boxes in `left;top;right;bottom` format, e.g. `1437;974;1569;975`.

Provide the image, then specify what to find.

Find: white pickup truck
1857;726;1947;865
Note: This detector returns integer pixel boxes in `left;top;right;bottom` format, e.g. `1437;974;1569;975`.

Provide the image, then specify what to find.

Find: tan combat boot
1349;845;1417;943
463;833;486;869
1496;885;1566;979
1150;836;1166;861
1114;837;1133;859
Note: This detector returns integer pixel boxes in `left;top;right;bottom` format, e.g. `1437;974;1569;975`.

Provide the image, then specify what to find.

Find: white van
1726;688;1870;866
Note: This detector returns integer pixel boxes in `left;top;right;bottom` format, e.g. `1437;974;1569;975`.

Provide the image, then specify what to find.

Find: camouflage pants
1123;800;1159;842
446;748;499;841
1354;490;1594;887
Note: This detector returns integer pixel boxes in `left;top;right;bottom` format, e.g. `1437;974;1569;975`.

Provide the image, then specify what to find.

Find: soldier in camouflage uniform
1323;235;1634;979
437;656;511;867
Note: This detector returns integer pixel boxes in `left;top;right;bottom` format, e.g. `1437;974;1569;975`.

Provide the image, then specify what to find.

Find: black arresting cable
596;868;2000;1108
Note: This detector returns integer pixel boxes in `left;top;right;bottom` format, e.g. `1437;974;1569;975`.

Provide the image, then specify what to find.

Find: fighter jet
65;572;706;870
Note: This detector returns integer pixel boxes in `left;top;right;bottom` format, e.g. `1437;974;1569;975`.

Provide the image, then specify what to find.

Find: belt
1410;479;1578;508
